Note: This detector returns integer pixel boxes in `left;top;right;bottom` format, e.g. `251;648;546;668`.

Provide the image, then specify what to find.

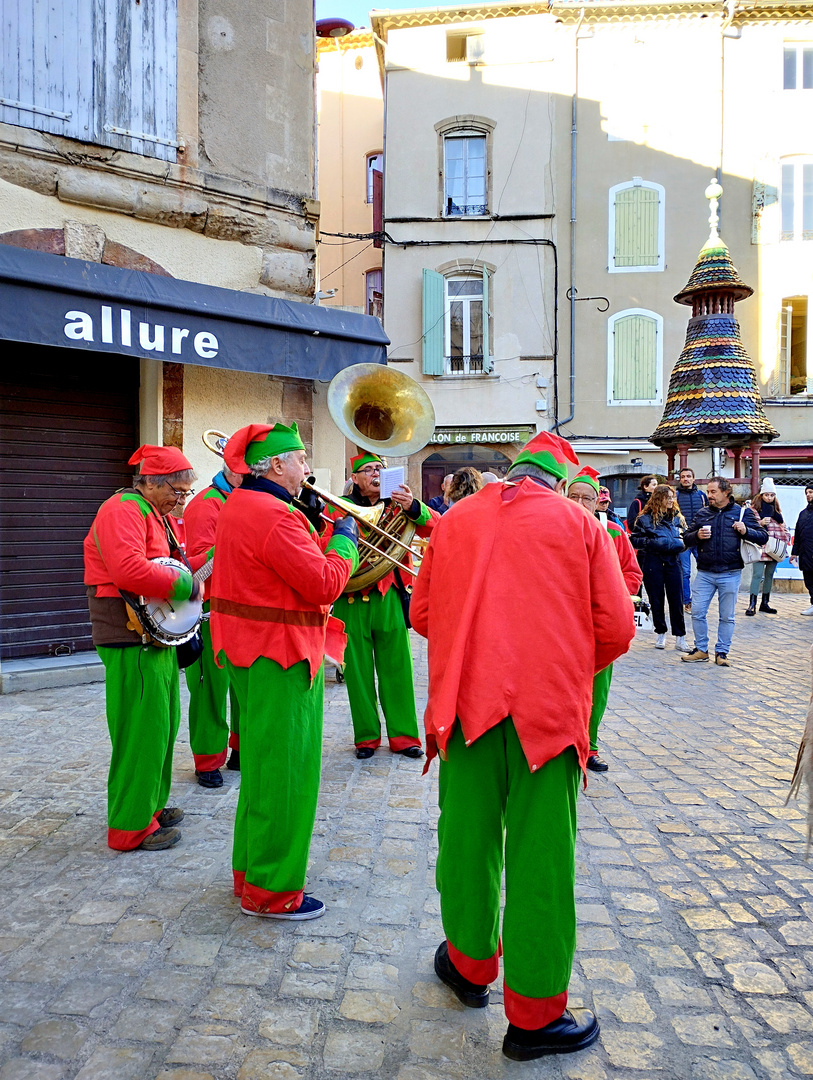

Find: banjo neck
193;555;215;586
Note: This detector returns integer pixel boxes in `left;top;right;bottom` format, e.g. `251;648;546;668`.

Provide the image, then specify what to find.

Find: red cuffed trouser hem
108;819;160;851
240;881;304;914
228;733;240;750
355;738;381;750
448;939;500;985
194;749;228;772
389;735;422;752
504;986;568;1030
233;870;246;897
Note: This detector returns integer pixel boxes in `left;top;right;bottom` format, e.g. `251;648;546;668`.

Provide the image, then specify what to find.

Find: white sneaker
655;634;666;649
674;636;690;653
802;605;813;616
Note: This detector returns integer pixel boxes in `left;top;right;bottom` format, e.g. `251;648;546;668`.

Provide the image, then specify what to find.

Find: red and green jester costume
410;433;635;1032
209;424;359;915
567;467;643;757
83;444;200;851
183;473;240;773
329;452;439;753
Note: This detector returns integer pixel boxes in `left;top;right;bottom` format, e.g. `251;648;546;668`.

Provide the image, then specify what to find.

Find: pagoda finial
703;176;723;249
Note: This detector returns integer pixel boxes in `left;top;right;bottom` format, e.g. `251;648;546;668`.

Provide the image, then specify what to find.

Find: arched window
435;116;494;219
608;179;665;273
607;309;663;405
422;265;493;376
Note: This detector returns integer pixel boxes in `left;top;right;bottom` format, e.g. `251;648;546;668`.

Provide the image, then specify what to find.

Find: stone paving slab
0;593;811;1078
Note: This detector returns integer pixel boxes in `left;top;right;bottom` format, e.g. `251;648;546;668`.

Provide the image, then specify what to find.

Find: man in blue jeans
681;477;767;667
675;467;708;613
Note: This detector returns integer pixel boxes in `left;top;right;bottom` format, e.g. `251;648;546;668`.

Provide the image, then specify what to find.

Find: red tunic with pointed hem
184;485;227;600
209;487;357;678
410;479;635;773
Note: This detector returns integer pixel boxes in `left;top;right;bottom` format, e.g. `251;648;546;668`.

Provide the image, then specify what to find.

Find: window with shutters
0;0;179;162
366;153;383;203
780;161;813;241
784;44;813;89
772;297;809;397
365;268;382;320
608;179;665;273
422;267;492;376
607;309;663;405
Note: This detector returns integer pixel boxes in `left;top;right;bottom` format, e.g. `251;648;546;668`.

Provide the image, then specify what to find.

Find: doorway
422;448;513;503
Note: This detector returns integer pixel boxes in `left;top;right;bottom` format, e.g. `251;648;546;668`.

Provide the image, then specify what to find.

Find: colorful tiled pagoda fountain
651;180;778;494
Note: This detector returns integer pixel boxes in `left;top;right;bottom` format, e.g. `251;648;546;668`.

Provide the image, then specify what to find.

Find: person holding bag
745;479;789;616
630;485;689;653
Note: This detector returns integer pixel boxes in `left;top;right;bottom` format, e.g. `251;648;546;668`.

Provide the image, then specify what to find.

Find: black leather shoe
355;747;375;759
157;807;184;828
759;598;777;614
586;755;608;773
433;940;489;1008
196;769;224;788
398;746;424;759
503;1009;600;1060
226;750;240;771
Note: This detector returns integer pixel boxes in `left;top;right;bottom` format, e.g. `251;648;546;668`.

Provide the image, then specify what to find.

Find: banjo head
140;557;203;646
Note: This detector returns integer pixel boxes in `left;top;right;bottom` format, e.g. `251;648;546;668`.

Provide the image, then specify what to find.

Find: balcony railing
446;354;485;375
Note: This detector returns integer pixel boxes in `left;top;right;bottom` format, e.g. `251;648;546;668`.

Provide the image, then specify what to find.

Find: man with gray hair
83;444;200;852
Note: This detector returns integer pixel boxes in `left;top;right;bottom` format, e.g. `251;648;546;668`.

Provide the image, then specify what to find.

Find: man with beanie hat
411;431;634;1060
567;466;642;773
183;460;243;789
83;444;200;851
210;424;359;920
330;452;439;759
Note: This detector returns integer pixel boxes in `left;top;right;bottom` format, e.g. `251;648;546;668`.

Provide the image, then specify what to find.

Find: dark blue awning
0;245;388;379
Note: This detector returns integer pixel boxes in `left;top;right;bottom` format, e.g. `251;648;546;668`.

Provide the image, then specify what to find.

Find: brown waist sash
210;597;328;627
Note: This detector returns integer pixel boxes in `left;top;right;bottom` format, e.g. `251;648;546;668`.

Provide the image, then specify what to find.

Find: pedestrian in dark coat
631;485;689;653
791;484;813;615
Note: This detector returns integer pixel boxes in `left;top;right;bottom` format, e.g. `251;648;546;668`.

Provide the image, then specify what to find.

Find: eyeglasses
568;493;598;505
357;466;382;475
164;483;195;501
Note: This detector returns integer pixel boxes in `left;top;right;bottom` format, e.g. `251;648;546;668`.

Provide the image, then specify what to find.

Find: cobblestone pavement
0;593;812;1080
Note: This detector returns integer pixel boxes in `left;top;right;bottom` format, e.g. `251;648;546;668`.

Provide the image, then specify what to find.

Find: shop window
607;309;662;405
784;44;813;89
422;268;491;376
608;179;665;272
366;152;383;203
781;162;813;241
365;268;382;319
443;133;487;217
774;297;809;396
0;0;179;162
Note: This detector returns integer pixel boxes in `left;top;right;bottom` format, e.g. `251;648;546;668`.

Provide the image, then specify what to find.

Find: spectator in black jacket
630;485;689;653
680;477;767;667
790;484;813;615
675;468;708;613
626;476;658;532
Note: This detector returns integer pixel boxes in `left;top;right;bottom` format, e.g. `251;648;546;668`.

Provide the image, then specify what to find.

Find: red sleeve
613;530;644;595
184;491;223;559
93;497;190;600
263;508;354;606
410;535;434;639
588;525;636;673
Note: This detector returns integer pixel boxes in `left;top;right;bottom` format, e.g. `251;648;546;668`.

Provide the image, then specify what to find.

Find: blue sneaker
241;894;325;921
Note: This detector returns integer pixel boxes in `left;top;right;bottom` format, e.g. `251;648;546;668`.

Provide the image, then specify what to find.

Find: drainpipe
556;9;584;433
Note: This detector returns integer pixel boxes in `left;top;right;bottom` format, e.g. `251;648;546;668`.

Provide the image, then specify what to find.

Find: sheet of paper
379;466;405;499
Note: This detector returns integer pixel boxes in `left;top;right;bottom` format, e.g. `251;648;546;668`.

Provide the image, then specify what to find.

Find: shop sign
430;426;534;446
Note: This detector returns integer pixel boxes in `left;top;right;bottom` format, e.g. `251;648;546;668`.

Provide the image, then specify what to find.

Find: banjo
123;555;214;647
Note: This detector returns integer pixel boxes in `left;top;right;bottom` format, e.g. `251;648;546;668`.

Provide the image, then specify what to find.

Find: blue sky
315;1;418;31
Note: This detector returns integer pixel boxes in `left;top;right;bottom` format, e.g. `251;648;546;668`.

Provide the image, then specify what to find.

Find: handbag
739;506;764;566
763;517;790;562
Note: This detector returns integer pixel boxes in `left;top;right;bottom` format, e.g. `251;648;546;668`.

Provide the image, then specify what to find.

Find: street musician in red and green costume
566;466;642;773
329;451;439;759
183;462;243;788
209;423;358;920
411;432;634;1060
83;444;200;852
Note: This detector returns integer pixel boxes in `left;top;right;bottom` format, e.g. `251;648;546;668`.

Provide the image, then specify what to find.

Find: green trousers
437;720;580;1029
98;645;180;851
589;663;614;754
225;656;323;914
185;615;240;771
332;588;421;750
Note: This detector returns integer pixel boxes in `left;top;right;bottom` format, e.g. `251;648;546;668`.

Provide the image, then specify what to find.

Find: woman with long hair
745;479;788;616
626;475;658;532
447;467;484;505
631;485;689;652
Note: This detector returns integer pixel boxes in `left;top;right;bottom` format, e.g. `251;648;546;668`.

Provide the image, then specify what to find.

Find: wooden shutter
372;169;383;249
422;269;445;375
612;314;658;400
614;186;659;268
774;304;791;396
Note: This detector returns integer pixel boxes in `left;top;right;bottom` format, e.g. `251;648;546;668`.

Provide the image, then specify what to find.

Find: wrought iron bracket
566;287;610;312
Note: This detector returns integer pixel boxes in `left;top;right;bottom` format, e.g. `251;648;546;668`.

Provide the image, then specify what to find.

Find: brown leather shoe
715;653;731;667
138;827;181;851
681;649;709;663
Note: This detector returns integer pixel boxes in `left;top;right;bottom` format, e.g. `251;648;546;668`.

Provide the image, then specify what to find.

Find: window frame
784;43;813;90
444;273;486;375
366;152;383;204
780;160;813;241
365;267;383;319
607;179;666;274
435;116;494;221
772;296;810;398
606;308;663;406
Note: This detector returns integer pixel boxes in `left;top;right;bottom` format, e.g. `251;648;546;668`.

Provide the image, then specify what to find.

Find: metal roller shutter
0;346;139;659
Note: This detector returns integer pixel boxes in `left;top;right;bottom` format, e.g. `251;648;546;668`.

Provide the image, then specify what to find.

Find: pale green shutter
614;186;659;267
482;267;490;371
613;314;658;400
774;304;791;396
422;269;445;375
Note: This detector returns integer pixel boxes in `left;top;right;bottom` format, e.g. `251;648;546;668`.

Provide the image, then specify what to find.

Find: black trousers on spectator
804;569;813;604
641;554;686;636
